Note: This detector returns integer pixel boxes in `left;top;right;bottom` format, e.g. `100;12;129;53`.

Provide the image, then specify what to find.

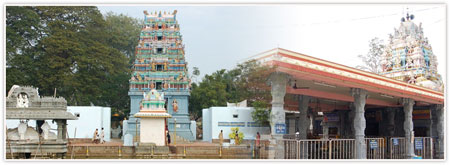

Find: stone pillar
350;88;368;159
298;95;310;159
62;120;67;140
338;111;345;138
56;119;64;141
402;98;415;159
386;108;396;137
434;104;444;159
288;118;296;134
298;95;310;139
321;121;329;139
431;106;437;138
394;110;405;137
267;72;289;159
54;119;68;140
348;103;355;139
36;120;44;134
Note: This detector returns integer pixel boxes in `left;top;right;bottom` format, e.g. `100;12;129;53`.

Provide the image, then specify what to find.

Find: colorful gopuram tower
126;10;194;142
380;13;443;91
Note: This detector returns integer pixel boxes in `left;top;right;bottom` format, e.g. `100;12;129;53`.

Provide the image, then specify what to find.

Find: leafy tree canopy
6;6;142;117
189;60;274;121
356;37;385;74
251;100;270;127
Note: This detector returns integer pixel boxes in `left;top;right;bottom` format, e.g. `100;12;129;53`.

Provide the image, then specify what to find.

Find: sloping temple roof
249;48;444;106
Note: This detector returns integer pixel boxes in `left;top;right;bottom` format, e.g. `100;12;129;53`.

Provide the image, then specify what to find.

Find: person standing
218;130;224;146
167;131;171;145
100;128;105;144
235;130;239;145
255;132;261;159
92;129;98;143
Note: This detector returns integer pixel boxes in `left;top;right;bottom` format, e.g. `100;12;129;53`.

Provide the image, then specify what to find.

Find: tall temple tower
380;12;443;91
126;10;194;141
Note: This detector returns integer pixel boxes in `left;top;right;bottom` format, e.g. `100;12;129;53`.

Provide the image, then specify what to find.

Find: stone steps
61;145;268;159
169;133;192;144
185;148;220;155
171;145;254;158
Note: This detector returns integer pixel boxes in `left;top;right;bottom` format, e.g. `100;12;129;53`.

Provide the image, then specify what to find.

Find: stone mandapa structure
244;12;445;159
126;10;195;143
249;47;443;159
6;85;78;158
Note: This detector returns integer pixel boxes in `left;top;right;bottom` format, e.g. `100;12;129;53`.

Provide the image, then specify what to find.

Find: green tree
232;60;274;104
189;69;230;120
251;100;270;127
30;6;129;106
6;6;43;92
104;12;143;63
6;6;135;117
101;12;141;116
188;60;274;121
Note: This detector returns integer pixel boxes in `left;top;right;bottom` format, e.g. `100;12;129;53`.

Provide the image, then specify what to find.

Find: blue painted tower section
165;91;192;140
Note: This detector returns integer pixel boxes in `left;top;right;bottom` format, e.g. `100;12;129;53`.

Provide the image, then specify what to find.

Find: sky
96;4;446;82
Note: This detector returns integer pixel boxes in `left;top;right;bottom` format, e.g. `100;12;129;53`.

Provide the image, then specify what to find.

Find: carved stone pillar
350;88;368;159
338;111;345;137
402;98;415;159
386;108;396;137
54;119;68;141
298;95;310;139
434;104;444;159
62;120;67;140
348;103;355;139
267;72;289;159
56;119;63;141
298;95;310;159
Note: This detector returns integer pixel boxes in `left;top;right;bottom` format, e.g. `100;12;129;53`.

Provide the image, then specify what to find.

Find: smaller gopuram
5;85;78;158
134;89;171;146
380;12;443;91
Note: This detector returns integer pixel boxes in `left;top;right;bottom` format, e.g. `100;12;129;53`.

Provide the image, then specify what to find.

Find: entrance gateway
126;10;195;143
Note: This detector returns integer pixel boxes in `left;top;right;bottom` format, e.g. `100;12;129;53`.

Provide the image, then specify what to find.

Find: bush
228;127;244;144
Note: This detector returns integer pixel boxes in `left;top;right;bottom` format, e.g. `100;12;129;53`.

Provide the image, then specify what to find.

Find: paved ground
69;138;124;146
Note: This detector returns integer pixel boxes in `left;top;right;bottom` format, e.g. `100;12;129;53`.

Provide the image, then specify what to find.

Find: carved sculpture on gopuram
380;12;443;92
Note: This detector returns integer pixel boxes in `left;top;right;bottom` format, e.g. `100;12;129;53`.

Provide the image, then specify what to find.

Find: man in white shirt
100;127;105;144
